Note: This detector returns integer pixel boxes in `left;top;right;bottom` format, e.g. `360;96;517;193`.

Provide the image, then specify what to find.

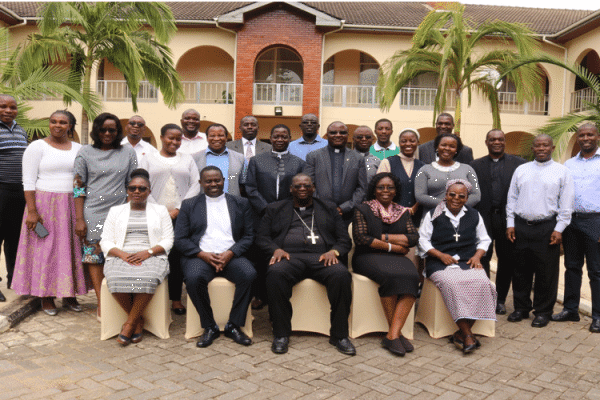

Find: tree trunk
454;88;462;136
81;57;94;145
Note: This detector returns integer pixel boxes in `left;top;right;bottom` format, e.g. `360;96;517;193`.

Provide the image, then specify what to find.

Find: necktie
246;142;253;161
276;155;285;200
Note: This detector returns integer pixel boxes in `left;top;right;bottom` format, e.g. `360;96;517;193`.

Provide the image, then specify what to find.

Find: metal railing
253;83;302;105
398;87;456;110
498;92;549;115
182;81;234;104
96;80;158;102
322;85;378;108
571;87;597;113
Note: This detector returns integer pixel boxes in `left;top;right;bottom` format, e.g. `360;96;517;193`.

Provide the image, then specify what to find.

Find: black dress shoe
172;307;186;315
381;337;405;356
531;314;550;328
0;289;6;302
329;337;356;356
495;303;506;315
449;331;464;350
590;319;600;333
399;336;414;353
463;334;477;354
551;310;580;322
197;325;220;348
224;322;252;346
507;310;529;322
271;337;289;354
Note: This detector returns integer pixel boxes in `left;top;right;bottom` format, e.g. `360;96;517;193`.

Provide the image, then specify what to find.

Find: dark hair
271;124;291;137
436;113;454;124
433;132;463;158
485;129;504;140
375;118;393;130
366;172;402;203
161;123;182;137
51;110;77;138
200;165;223;180
129;168;150;186
90;112;123;149
205;123;229;137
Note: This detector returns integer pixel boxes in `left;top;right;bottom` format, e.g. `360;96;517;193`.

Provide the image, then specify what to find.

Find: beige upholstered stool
290;278;332;336
415;278;495;339
100;277;172;340
185;277;253;340
350;273;415;339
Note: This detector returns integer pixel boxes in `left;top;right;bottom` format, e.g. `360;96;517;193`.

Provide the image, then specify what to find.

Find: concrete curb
0;296;40;333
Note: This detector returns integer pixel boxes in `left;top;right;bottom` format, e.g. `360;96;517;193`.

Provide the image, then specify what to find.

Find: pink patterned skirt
12;191;91;297
430;267;497;322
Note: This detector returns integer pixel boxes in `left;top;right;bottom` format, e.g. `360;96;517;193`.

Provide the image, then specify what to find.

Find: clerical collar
206;193;226;202
294;204;313;212
328;145;345;154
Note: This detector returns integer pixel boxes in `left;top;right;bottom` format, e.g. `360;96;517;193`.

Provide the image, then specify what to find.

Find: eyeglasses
129;121;145;127
127;185;149;193
447;192;467;199
293;184;312;189
328;130;348;136
375;185;395;191
100;128;117;134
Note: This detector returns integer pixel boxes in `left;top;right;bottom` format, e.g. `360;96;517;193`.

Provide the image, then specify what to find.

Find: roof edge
217;1;340;27
550;9;600;39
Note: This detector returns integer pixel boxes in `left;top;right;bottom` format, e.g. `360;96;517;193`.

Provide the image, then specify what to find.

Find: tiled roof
0;1;595;35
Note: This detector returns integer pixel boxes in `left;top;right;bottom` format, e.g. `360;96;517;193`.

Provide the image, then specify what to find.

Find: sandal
449;330;464;350
463;334;477;354
116;322;135;346
131;317;144;344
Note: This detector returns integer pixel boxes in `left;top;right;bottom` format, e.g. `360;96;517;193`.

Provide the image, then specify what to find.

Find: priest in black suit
418;113;473;164
257;173;355;356
174;166;256;348
245;124;306;216
470;129;526;314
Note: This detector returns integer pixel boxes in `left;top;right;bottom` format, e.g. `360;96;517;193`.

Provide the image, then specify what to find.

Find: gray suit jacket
304;147;367;215
226;139;272;156
192;149;245;197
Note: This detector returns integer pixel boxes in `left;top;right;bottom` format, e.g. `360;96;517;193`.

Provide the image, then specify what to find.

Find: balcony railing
398;87;456;110
96;80;158;102
571;87;597;113
322;85;378;108
254;83;302;105
498;92;548;115
182;81;234;104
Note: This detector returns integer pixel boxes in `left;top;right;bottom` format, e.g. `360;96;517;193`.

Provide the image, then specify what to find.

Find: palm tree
24;2;184;143
0;27;98;139
377;3;544;135
501;55;600;157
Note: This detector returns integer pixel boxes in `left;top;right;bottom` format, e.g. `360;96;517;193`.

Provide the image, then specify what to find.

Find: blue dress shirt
565;148;600;213
205;148;231;193
288;136;328;161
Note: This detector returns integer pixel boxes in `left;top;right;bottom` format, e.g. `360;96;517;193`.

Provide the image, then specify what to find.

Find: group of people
1;91;598;357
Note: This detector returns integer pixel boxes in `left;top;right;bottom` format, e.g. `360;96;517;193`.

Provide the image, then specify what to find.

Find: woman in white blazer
100;169;174;346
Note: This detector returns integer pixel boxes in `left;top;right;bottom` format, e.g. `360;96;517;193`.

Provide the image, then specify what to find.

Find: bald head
181;109;201;138
576;123;599;156
353;125;374;153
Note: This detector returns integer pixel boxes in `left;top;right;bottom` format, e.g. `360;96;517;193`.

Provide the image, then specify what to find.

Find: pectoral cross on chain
453;232;460;242
307;231;319;245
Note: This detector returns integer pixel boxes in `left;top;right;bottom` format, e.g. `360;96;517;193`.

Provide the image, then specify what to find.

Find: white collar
242;137;256;146
272;150;289;156
444;204;467;221
432;161;460;172
206;193;226;203
373;142;397;151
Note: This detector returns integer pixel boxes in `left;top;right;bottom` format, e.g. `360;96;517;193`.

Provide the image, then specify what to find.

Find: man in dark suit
257;173;355;356
470;129;526;314
174;166;256;348
246;124;306;216
304;121;367;224
418;113;473;164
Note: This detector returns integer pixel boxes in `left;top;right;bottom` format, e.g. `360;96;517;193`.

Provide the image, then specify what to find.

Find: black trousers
512;217;560;317
0;183;25;287
266;253;352;339
168;218;184;302
481;210;518;303
246;243;267;302
181;255;256;329
562;217;600;319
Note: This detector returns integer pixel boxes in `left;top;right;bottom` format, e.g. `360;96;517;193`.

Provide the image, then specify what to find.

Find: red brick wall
234;6;323;139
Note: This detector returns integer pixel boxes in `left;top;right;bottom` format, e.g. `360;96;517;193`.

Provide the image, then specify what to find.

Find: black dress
352;204;420;298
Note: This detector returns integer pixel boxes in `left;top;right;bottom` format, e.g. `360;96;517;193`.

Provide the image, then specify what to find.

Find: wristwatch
147;249;154;255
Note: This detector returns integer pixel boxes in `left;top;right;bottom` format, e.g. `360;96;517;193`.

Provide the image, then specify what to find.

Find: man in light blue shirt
288;113;327;161
552;123;600;332
506;134;574;328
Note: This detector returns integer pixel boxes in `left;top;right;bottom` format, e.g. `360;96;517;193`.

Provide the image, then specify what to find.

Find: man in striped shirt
0;94;27;300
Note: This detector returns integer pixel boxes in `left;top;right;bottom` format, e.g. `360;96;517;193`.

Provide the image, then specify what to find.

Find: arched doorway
254;46;303;106
505;131;535;158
